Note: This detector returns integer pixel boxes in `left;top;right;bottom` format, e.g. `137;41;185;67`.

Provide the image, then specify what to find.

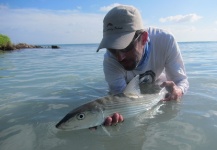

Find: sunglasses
108;33;142;55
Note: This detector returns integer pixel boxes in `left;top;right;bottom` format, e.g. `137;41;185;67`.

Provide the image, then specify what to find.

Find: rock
35;45;43;48
1;44;16;51
0;43;61;51
51;45;60;49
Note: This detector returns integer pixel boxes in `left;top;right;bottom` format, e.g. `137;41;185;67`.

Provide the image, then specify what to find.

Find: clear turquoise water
0;42;217;150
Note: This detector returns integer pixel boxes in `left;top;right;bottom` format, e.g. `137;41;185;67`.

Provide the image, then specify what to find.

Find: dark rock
0;44;16;51
35;45;43;48
51;45;60;49
0;43;60;51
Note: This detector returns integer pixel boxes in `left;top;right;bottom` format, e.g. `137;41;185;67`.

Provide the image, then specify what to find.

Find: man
97;5;189;126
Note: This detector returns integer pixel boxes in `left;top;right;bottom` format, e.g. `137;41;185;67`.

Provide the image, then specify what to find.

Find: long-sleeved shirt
103;27;189;95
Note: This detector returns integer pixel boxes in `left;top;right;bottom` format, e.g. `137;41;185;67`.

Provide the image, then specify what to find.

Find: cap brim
96;31;136;52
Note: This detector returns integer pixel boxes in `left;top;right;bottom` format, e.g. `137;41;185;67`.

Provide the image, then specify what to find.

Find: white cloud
0;6;104;44
215;20;217;25
157;24;217;42
159;14;202;23
99;3;121;12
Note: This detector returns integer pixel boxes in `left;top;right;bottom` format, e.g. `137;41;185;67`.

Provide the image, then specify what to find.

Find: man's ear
141;31;148;45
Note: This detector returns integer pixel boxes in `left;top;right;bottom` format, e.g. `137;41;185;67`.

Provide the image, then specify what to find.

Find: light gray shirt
103;27;189;95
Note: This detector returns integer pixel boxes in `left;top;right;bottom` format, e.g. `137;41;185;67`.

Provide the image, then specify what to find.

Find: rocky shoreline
0;43;60;51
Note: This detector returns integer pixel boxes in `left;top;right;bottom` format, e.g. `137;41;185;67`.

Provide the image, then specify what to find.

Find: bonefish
56;75;167;130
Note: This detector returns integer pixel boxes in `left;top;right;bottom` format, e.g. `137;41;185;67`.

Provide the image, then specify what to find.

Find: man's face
108;33;144;70
116;46;142;70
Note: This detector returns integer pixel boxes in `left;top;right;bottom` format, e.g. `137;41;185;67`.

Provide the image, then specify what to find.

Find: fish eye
76;113;85;120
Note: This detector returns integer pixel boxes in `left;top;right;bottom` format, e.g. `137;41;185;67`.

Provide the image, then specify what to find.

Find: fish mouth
55;112;75;129
55;120;67;129
55;122;62;129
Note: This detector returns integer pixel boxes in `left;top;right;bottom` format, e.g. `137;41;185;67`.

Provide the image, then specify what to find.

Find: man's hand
89;113;124;130
160;81;183;101
103;113;124;126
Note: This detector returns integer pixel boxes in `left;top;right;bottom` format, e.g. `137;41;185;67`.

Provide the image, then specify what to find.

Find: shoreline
0;43;60;51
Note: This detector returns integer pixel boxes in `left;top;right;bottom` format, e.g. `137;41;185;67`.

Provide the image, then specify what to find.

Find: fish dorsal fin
123;75;141;97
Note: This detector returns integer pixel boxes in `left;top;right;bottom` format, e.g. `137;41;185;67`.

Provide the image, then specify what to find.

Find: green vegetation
0;34;11;46
0;34;13;50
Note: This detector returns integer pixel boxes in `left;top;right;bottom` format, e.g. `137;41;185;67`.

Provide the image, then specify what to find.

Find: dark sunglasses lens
124;43;134;52
108;49;116;54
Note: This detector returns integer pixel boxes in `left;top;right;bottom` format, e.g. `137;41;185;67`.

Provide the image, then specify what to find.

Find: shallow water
0;42;217;150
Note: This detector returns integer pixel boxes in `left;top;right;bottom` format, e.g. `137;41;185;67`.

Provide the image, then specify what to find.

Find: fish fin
123;75;141;96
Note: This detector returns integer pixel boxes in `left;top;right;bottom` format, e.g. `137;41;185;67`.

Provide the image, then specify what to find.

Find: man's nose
116;51;126;61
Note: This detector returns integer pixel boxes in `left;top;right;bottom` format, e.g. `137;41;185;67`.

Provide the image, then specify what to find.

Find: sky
0;0;217;44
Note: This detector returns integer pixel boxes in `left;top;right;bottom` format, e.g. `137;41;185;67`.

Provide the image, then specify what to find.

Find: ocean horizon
26;40;217;47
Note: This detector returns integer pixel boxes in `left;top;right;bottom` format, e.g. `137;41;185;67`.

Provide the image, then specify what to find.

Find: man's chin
122;64;137;71
119;60;137;71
